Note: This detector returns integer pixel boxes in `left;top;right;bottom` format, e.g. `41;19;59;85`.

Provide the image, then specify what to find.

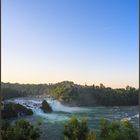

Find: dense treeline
48;82;138;106
1;88;26;100
93;86;138;106
1;81;138;106
1;82;49;95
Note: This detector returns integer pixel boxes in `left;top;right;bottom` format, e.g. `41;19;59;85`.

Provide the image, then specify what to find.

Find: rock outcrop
1;103;33;119
40;100;52;113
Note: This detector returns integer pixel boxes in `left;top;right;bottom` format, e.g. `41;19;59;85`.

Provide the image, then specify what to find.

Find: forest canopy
1;81;138;106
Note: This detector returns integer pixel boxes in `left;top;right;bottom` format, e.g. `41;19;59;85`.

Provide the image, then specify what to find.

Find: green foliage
1;81;138;106
64;117;138;140
1;88;26;100
1;82;49;96
99;119;138;140
1;120;10;130
1;119;40;140
49;81;75;101
86;131;96;140
42;83;139;106
93;86;138;106
64;116;96;140
37;121;42;126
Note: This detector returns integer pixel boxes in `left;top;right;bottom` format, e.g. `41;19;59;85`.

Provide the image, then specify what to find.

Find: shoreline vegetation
1;117;138;140
1;81;138;106
1;81;138;140
63;117;138;140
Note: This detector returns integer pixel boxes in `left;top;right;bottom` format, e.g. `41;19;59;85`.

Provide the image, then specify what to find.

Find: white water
46;98;80;112
6;97;82;122
6;97;139;124
8;97;83;113
132;113;139;118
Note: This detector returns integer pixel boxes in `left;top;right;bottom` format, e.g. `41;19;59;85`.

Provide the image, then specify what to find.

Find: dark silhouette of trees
64;117;96;140
1;119;40;140
99;119;138;140
64;117;138;140
1;82;138;106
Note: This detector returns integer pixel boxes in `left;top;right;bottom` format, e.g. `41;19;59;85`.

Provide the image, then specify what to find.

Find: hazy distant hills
1;81;138;106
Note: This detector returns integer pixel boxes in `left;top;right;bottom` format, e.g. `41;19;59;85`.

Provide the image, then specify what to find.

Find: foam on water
6;97;80;122
132;113;139;118
32;106;70;122
6;97;138;124
46;98;81;112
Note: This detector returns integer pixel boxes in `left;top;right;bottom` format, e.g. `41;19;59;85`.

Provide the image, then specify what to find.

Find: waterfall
6;97;80;116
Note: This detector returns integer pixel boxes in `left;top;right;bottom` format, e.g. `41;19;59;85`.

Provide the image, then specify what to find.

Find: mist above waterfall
9;97;81;112
6;97;138;125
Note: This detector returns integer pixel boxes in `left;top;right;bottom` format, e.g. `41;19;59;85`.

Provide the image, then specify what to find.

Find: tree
86;131;96;140
100;83;105;89
99;119;138;140
1;119;40;140
64;117;96;140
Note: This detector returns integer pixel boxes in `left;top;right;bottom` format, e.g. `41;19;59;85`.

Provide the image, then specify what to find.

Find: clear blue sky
2;0;138;88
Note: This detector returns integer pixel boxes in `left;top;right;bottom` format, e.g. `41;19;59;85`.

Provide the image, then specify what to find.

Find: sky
1;0;139;88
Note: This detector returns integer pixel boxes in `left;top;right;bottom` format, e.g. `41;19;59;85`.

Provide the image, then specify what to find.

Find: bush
64;116;96;140
1;119;40;140
86;131;96;140
64;117;138;140
99;119;138;140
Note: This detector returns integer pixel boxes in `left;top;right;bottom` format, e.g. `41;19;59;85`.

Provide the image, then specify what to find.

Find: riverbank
4;97;138;140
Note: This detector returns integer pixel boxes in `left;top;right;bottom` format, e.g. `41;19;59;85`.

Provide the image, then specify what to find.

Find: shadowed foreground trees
1;117;138;140
1;119;40;140
64;117;96;140
64;117;138;140
99;118;138;140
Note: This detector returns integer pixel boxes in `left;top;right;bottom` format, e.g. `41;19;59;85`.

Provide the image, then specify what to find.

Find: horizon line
1;80;138;89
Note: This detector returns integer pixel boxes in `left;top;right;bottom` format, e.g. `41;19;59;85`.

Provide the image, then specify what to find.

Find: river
6;97;139;140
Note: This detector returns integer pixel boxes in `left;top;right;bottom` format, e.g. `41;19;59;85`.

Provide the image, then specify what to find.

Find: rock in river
40;100;52;113
1;103;33;119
